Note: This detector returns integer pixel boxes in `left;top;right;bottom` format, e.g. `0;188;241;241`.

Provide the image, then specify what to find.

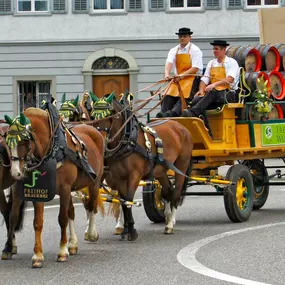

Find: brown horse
90;93;193;240
0;137;19;257
3;104;105;268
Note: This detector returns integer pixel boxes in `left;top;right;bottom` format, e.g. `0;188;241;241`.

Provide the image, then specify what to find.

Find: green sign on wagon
261;123;285;146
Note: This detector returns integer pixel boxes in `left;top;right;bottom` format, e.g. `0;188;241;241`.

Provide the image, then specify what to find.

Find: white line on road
177;222;285;285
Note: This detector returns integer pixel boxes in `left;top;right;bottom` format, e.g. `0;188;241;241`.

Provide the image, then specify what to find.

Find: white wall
0;1;259;42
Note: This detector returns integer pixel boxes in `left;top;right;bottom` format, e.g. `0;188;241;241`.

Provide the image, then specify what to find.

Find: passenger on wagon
156;27;203;118
181;40;240;118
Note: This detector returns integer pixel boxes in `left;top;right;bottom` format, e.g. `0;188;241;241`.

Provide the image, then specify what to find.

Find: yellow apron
168;44;195;98
210;61;230;91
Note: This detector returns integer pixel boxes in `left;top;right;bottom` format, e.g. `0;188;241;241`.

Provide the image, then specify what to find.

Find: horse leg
164;158;190;235
32;202;45;268
2;185;24;260
120;175;140;242
158;174;175;234
85;181;100;242
68;198;78;255
114;206;124;235
57;188;71;262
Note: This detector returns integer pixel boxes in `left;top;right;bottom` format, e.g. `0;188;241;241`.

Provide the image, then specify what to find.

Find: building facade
0;0;283;118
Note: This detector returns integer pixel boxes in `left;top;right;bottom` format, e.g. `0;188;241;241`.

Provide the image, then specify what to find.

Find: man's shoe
181;109;194;117
156;112;164;118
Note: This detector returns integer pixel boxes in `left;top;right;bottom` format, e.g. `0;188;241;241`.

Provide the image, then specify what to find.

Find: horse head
59;93;80;122
90;91;123;140
4;113;33;179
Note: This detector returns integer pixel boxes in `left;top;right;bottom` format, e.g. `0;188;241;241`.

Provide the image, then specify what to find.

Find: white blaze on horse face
62;116;70;123
10;147;23;180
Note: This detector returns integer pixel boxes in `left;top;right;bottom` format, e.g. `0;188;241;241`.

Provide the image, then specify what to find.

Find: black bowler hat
175;27;193;35
210;40;230;46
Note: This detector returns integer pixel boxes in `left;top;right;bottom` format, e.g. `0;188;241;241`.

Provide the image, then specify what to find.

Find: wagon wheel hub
236;178;247;210
155;185;164;210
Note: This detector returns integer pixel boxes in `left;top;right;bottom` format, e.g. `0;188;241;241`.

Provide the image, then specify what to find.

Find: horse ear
106;91;116;104
73;95;79;107
124;88;129;95
61;93;66;103
19;113;28;126
89;91;99;102
4;115;13;125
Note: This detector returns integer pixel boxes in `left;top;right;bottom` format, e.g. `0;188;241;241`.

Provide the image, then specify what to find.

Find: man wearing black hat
181;40;239;120
156;27;203;118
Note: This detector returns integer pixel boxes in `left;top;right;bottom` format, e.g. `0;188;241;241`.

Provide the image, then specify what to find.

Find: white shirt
201;56;240;90
166;42;203;74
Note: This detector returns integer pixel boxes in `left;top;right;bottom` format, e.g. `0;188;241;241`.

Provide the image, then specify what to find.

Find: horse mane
24;107;48;118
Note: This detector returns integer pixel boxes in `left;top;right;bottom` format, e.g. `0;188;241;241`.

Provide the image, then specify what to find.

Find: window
18;81;51;112
169;0;201;10
246;0;280;7
17;0;48;11
93;0;124;11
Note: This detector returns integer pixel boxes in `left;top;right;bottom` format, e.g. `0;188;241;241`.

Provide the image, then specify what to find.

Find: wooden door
93;75;129;98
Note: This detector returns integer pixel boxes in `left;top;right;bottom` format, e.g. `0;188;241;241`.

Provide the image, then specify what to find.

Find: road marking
177;222;285;285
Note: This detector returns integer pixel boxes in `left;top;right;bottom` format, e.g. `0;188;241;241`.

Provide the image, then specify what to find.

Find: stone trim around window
12;76;56;116
82;48;139;99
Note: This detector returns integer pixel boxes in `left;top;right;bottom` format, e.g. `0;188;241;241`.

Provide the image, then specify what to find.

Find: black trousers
160;76;201;116
189;89;237;116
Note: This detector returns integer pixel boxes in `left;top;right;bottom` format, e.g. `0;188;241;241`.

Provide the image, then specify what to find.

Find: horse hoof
84;232;89;241
128;229;138;241
12;246;17;255
87;233;99;242
120;233;128;241
32;260;44;268
1;251;12;260
57;254;68;262
68;247;78;255
164;227;174;234
114;227;124;235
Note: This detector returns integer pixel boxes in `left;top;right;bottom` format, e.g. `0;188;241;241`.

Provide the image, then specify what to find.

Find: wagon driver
181;39;240;118
156;27;203;118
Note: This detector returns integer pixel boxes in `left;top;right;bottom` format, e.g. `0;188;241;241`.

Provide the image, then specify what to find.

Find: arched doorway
82;48;139;98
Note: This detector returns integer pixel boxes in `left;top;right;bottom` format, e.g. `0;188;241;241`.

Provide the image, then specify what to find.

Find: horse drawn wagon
142;79;285;225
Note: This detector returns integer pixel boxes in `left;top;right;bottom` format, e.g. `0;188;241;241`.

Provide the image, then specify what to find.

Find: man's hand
194;91;205;97
205;83;216;92
164;75;171;81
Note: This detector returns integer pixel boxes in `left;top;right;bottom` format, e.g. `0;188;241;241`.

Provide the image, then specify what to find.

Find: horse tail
7;188;27;232
96;189;105;217
108;203;120;220
179;159;192;206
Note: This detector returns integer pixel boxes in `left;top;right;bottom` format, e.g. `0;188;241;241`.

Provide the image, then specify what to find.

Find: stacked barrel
226;43;285;119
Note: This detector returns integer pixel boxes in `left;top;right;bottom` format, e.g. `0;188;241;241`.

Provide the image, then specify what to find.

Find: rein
24;118;62;171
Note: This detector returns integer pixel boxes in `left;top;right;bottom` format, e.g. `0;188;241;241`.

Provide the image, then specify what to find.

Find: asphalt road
1;161;285;285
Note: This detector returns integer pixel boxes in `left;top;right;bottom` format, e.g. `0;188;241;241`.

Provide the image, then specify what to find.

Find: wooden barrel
226;45;262;72
245;71;270;96
268;71;285;100
253;44;271;70
274;43;285;71
265;46;281;71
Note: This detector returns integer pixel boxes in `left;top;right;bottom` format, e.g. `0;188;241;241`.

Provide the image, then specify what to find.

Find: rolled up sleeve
191;49;203;70
166;48;176;64
226;60;239;79
201;62;211;85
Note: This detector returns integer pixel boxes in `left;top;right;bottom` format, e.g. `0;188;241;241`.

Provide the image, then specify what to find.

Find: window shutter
227;0;244;9
0;0;12;14
128;0;143;11
149;0;165;11
52;0;67;13
73;0;89;12
205;0;221;9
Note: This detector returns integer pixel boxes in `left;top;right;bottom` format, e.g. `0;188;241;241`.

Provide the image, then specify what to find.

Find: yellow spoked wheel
142;182;165;223
242;160;269;210
236;178;247;210
224;164;254;223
